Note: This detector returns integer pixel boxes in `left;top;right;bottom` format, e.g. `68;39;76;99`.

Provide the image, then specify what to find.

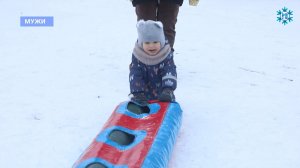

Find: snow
0;0;299;167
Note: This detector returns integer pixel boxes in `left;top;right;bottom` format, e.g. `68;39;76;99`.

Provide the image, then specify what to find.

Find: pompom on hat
136;20;166;47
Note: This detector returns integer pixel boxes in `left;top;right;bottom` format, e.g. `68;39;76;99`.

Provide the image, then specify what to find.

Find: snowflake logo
277;7;293;25
165;79;174;86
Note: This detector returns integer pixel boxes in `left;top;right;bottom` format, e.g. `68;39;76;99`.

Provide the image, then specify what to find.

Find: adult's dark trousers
135;1;179;49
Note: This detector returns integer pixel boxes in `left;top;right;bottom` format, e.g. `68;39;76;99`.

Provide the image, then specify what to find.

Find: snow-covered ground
0;0;299;167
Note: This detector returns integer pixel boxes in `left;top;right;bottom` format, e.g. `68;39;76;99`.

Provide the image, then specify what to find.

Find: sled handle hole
86;162;107;168
127;102;150;115
108;129;135;146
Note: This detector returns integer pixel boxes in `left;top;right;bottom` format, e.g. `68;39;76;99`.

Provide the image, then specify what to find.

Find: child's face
143;41;161;56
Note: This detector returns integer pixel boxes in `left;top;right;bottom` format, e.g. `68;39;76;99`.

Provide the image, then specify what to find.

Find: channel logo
20;16;54;27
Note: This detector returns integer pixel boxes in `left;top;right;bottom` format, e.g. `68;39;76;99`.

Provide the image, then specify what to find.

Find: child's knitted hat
137;20;165;47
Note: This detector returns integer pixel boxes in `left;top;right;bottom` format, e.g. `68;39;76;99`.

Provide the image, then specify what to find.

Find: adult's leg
135;2;157;21
157;2;179;49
